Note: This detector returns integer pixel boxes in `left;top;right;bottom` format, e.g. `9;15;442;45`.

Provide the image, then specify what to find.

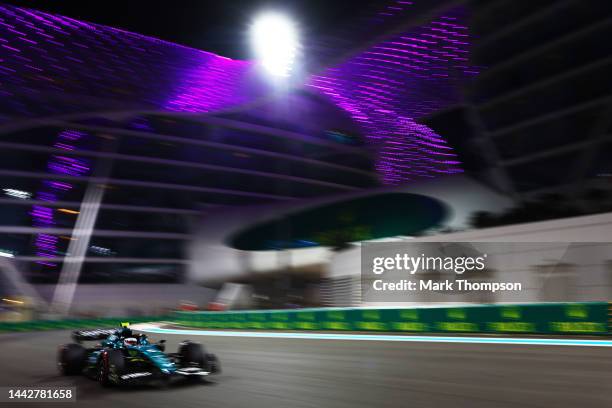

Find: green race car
57;324;220;386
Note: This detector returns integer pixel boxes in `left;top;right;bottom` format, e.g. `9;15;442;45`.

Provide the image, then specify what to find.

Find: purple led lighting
164;54;255;113
308;4;477;184
30;129;90;267
1;2;477;187
0;5;261;118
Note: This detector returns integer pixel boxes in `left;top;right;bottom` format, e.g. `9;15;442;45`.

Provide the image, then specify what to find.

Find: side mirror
157;339;166;352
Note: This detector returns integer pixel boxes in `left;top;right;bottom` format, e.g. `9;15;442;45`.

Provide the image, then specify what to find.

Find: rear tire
58;344;86;375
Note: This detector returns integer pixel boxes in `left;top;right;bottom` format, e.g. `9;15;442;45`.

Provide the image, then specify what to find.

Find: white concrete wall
328;212;612;306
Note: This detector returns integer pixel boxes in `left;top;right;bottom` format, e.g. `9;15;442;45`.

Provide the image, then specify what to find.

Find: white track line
133;323;612;347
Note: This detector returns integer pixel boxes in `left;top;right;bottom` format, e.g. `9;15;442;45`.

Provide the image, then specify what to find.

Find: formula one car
57;323;220;386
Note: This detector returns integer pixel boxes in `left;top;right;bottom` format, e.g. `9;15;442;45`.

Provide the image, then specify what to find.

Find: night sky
6;0;379;59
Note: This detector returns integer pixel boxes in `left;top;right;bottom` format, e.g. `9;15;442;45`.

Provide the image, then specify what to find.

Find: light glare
3;188;31;199
0;249;15;258
251;12;298;77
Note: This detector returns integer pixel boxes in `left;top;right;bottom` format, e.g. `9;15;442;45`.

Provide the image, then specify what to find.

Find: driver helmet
123;337;138;346
119;327;133;338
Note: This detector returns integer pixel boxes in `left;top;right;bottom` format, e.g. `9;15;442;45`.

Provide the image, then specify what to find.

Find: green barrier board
174;303;610;335
0;316;170;333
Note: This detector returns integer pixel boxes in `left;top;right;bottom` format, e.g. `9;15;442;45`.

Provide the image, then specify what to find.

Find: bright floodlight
251;12;299;77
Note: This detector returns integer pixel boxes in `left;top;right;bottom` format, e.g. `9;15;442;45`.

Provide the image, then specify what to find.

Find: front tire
206;353;221;373
178;342;205;367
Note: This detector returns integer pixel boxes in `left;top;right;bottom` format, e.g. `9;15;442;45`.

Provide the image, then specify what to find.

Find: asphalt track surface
0;329;611;408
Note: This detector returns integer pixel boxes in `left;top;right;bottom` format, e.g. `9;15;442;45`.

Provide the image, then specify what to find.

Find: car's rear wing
72;328;116;342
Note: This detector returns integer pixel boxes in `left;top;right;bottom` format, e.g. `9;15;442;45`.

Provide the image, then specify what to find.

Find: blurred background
0;0;612;320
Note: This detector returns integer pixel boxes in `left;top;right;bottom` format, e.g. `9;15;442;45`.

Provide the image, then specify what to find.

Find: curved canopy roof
230;193;448;250
0;1;476;185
